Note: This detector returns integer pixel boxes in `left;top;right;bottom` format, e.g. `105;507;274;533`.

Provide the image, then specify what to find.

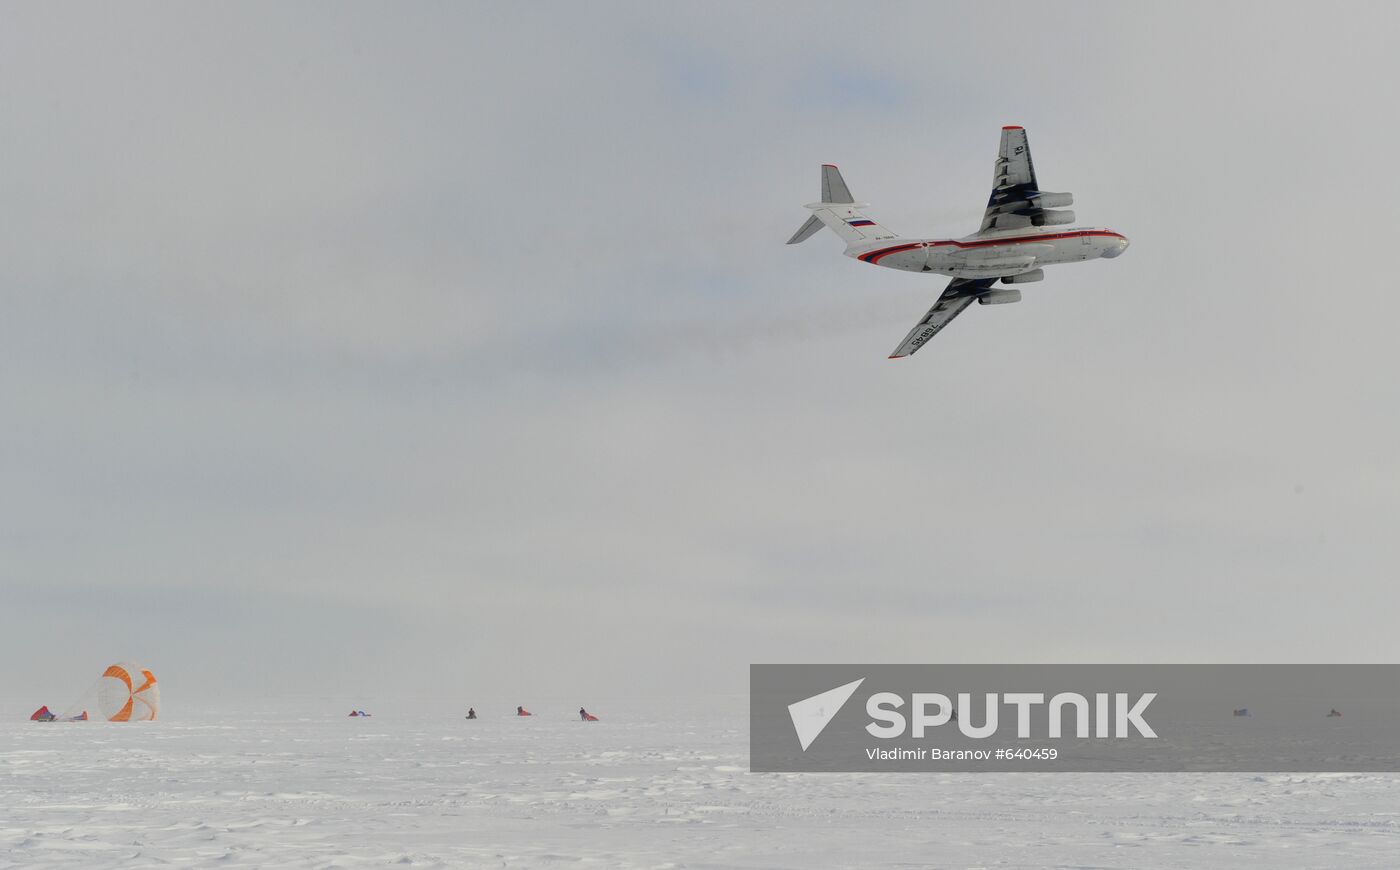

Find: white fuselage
848;226;1130;279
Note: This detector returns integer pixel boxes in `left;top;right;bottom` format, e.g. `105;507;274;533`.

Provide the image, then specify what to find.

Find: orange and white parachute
97;663;160;721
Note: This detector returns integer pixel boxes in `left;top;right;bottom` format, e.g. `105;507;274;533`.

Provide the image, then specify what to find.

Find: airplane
787;126;1129;358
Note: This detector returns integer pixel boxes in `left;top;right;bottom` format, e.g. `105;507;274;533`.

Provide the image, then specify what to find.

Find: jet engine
1032;210;1075;227
977;288;1022;305
1002;269;1044;284
1031;192;1074;208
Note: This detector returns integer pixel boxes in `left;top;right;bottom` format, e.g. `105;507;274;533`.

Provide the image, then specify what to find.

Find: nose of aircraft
1102;235;1130;258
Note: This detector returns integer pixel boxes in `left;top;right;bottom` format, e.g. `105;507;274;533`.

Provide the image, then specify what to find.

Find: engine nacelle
977;288;1022;305
1032;192;1074;208
1032;209;1075;227
1002;268;1044;284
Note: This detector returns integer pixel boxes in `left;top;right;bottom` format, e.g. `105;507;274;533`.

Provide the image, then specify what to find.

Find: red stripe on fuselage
857;230;1126;264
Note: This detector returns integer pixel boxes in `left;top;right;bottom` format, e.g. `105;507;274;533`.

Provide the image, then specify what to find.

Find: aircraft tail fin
787;164;898;247
788;165;898;246
820;164;854;204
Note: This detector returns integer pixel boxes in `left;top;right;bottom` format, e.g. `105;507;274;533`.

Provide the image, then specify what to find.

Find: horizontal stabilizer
786;214;824;245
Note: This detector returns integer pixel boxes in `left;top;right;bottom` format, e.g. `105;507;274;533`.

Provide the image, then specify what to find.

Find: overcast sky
3;3;1399;708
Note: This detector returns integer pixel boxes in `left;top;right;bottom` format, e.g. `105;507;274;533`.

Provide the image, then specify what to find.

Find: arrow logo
787;678;865;751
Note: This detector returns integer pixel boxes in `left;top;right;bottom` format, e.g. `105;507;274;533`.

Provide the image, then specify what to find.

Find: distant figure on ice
466;708;477;719
517;706;532;717
1233;708;1250;717
1327;708;1342;718
348;710;372;717
579;707;598;722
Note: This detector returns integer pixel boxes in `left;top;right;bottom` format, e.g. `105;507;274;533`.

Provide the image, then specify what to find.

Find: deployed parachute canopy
97;663;159;722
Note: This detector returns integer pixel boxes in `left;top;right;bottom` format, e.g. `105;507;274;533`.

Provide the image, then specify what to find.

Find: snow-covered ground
4;702;1399;868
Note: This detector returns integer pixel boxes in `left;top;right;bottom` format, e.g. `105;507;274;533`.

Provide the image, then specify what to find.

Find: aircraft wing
978;126;1072;233
888;277;995;359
